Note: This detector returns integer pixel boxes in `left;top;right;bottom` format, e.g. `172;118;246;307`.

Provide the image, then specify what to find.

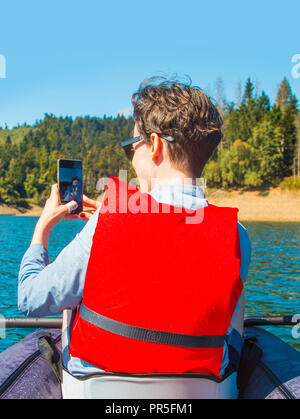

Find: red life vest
69;176;243;377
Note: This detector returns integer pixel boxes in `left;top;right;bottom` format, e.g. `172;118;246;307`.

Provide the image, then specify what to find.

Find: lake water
0;216;299;352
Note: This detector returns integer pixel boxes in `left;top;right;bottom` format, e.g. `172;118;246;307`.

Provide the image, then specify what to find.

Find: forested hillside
0;115;135;204
0;77;299;206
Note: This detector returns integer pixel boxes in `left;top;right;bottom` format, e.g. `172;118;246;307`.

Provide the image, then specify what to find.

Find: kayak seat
61;309;239;399
62;367;238;399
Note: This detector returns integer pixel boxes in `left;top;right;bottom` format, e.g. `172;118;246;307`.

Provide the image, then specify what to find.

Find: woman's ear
150;133;163;162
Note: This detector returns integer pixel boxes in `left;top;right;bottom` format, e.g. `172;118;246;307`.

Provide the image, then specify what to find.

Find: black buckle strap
80;303;225;349
37;332;62;383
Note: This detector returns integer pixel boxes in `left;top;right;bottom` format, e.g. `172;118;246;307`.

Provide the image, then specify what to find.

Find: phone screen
57;159;83;214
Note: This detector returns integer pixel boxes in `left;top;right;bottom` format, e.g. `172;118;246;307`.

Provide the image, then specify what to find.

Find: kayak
0;324;299;399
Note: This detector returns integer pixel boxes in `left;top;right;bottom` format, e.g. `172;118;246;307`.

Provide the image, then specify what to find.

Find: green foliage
279;176;300;191
217;140;263;187
206;77;299;188
0;115;135;205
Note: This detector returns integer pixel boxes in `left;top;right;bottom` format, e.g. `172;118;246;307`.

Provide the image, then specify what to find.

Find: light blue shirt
18;183;251;376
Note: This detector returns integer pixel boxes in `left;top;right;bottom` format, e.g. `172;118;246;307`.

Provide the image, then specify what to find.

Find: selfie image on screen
58;161;83;213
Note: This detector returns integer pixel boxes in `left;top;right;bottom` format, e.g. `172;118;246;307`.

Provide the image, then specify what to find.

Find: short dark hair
132;76;223;177
71;176;79;184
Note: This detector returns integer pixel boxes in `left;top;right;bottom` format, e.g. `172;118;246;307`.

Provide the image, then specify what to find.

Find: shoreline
1;187;300;222
206;187;300;222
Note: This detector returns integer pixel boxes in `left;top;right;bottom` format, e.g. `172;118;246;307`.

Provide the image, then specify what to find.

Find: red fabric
70;177;243;377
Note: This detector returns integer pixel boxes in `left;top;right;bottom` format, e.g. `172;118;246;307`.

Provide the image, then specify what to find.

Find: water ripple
0;217;299;352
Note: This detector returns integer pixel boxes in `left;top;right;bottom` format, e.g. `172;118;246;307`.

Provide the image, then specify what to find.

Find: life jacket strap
79;303;225;349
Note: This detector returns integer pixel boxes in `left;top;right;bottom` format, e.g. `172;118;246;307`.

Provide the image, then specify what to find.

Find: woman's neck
138;169;198;193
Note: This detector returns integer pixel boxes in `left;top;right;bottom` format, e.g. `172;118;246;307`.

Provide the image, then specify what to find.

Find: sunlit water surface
0;217;299;351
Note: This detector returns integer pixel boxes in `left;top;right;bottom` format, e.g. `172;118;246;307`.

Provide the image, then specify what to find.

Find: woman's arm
18;185;101;317
31;184;78;249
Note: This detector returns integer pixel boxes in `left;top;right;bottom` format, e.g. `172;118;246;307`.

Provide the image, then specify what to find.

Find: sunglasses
121;135;175;161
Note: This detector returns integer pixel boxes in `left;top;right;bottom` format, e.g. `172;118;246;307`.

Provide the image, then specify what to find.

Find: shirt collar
148;183;208;210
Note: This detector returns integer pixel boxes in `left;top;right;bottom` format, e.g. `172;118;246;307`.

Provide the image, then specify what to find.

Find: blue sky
0;0;299;128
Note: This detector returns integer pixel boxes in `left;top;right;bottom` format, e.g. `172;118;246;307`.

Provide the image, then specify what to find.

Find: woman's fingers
64;213;80;220
79;210;96;221
66;200;78;213
81;195;101;221
50;184;61;205
44;188;99;223
82;195;101;210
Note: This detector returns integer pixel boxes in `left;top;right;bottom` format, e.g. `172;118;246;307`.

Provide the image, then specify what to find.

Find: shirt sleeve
18;207;101;317
220;222;251;375
237;221;252;283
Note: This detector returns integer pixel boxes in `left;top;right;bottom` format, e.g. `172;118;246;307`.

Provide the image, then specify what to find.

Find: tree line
0;77;299;206
204;77;299;188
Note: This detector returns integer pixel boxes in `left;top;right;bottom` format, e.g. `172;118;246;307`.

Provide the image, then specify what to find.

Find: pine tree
276;77;292;111
275;79;299;176
295;115;300;177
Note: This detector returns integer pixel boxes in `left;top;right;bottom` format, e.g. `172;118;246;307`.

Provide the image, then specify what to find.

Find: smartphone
57;159;83;214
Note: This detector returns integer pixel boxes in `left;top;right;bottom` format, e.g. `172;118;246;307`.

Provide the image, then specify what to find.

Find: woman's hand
31;186;101;248
31;184;78;248
79;195;101;221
